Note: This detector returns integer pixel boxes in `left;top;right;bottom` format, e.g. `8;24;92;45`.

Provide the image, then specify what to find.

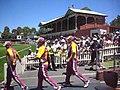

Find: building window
62;19;67;31
77;16;86;29
69;16;75;30
87;17;95;24
96;17;105;24
57;21;61;32
48;24;52;33
52;23;56;33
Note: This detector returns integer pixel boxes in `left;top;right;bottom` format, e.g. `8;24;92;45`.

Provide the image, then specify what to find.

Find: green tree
17;27;22;35
1;26;11;39
31;27;36;35
12;29;17;34
23;26;30;38
11;29;17;39
110;15;120;26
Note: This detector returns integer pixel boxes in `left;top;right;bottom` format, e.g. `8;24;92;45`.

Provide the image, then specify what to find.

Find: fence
23;45;120;70
24;54;39;70
78;45;120;65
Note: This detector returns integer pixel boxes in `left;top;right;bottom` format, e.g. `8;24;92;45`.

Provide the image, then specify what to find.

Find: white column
4;63;7;83
75;14;77;30
85;16;88;24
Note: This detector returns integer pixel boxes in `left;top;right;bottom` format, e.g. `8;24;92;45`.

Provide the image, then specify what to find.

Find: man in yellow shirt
28;37;61;90
63;36;89;88
3;41;27;90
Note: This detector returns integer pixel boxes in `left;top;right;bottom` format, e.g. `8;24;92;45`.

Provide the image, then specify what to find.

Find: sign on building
17;35;22;39
90;29;107;37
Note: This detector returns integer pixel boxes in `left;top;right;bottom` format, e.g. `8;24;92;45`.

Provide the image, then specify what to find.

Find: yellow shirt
71;41;78;59
57;49;61;55
47;46;53;55
6;47;19;65
36;45;48;64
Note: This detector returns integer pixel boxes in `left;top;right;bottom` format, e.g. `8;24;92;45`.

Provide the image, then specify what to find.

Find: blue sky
0;0;120;32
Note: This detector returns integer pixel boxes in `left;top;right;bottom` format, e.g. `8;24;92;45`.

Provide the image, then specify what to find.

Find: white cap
75;40;80;44
61;39;65;42
86;39;89;42
66;36;74;41
55;39;58;42
47;40;50;43
29;49;32;51
93;38;97;41
116;31;119;34
3;41;11;46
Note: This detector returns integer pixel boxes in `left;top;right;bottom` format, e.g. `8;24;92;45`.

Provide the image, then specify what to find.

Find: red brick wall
75;29;90;37
75;24;117;37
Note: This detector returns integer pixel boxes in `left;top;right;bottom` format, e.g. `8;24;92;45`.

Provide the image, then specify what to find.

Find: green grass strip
0;43;36;82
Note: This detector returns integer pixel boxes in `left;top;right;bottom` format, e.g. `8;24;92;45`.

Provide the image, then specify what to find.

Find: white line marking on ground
0;45;31;59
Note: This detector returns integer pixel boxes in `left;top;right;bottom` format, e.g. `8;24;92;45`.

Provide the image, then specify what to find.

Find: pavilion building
38;7;120;39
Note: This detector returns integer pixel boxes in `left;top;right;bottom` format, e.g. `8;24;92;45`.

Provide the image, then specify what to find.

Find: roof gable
65;8;75;16
81;7;92;11
65;8;107;16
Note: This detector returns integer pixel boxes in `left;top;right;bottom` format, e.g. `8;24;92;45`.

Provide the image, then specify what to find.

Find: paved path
1;66;116;90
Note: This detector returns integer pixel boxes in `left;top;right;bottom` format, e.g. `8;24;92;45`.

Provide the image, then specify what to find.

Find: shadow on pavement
29;86;48;90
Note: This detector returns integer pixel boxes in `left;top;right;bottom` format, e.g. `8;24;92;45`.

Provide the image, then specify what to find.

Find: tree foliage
110;15;120;26
12;26;37;38
1;26;11;39
1;26;38;39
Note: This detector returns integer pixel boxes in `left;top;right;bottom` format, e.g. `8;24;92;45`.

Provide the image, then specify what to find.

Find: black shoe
47;68;52;71
62;83;72;87
72;73;75;76
62;72;66;75
90;67;94;70
53;69;57;71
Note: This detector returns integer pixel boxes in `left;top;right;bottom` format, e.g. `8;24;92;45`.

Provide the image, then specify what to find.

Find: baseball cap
36;37;45;43
66;36;74;41
3;41;11;46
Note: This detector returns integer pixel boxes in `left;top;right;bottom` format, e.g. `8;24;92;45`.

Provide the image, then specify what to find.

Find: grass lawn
0;43;36;82
102;60;119;68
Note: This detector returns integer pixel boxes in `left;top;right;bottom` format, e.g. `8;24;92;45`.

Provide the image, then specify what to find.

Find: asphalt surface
1;66;118;90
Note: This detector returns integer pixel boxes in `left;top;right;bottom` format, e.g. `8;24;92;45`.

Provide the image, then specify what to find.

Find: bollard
4;63;7;83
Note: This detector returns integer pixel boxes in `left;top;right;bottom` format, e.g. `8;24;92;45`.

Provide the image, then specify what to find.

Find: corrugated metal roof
69;8;107;16
40;15;65;25
41;8;107;25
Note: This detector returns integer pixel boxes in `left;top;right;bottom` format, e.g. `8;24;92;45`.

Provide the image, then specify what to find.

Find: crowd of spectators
44;31;119;54
28;31;120;70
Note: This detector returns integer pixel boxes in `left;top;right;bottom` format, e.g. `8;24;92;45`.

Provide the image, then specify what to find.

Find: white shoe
57;86;61;90
22;86;28;90
84;80;90;88
1;88;4;90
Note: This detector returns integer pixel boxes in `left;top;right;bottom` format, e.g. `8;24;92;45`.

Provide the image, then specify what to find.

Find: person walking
63;36;89;88
3;41;28;90
27;37;61;90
